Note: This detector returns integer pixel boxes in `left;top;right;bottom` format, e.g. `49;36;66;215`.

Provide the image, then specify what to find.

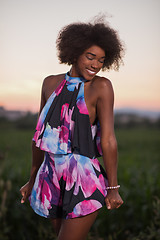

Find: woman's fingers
21;195;25;204
20;188;26;203
105;195;124;210
20;184;29;204
105;197;111;209
114;200;123;209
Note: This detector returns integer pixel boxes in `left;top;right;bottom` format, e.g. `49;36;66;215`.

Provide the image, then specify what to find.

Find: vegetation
0;115;160;240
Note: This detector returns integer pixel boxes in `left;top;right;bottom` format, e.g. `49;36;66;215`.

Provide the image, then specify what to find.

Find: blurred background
0;0;160;239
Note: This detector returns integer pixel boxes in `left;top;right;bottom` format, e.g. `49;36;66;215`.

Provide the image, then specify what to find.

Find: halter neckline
65;72;87;83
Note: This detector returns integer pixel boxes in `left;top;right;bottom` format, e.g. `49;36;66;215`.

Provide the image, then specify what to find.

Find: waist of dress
44;149;97;159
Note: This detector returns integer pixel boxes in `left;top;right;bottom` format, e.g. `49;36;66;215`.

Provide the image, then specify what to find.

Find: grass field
0;123;160;240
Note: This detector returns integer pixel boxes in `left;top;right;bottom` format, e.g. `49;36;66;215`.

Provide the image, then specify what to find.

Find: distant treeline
0;111;160;130
0;112;38;130
114;113;160;128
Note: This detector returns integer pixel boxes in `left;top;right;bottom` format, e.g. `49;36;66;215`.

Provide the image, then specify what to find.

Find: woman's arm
97;77;123;209
20;78;46;203
29;142;44;183
20;143;44;203
29;77;47;183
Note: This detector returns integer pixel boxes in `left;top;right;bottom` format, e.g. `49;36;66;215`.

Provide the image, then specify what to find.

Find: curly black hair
56;16;125;71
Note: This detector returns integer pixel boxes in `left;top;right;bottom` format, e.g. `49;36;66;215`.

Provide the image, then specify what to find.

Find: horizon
1;0;160;112
1;104;160;115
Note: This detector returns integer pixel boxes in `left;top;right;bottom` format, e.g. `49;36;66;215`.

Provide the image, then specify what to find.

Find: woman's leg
58;210;99;240
51;218;62;236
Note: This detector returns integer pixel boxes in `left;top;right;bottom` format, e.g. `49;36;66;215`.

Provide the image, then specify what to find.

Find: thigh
58;210;99;240
50;218;62;236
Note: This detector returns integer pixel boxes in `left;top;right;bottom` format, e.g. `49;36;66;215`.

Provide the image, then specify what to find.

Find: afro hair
56;16;125;71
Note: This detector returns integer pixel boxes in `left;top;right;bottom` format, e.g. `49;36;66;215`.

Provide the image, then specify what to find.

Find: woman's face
71;45;105;80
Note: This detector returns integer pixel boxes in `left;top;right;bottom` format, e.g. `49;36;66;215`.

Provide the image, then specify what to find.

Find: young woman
20;17;124;240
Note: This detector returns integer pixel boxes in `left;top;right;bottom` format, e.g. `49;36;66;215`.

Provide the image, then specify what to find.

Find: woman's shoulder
93;76;114;111
43;73;65;87
41;73;66;101
92;75;113;94
42;73;65;91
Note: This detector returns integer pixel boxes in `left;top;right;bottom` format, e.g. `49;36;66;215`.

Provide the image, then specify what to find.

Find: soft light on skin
70;45;105;81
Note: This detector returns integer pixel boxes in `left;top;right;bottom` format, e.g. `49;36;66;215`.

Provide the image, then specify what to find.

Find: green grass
96;127;160;239
0;125;160;240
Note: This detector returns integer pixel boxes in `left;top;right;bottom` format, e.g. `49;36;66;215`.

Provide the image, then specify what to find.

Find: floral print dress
29;72;108;219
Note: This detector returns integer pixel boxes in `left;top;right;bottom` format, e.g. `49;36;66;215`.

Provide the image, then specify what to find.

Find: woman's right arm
20;78;47;203
29;141;44;186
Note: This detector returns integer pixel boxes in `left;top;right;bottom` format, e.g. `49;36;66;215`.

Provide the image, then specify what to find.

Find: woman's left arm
97;77;123;209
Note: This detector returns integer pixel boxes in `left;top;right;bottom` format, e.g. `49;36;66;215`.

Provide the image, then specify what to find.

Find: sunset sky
1;0;160;112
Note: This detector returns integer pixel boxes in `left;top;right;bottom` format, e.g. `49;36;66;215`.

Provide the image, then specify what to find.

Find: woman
20;17;124;240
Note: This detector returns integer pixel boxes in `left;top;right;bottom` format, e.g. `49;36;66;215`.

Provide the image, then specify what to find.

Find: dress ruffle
30;152;107;219
33;73;102;158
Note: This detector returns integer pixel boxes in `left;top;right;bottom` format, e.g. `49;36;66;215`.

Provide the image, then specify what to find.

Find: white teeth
87;69;96;75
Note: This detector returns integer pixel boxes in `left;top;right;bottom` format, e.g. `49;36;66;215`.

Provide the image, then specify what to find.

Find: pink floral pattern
30;152;107;218
29;73;107;219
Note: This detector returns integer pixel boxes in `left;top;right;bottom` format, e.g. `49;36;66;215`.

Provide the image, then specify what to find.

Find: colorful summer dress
29;72;108;219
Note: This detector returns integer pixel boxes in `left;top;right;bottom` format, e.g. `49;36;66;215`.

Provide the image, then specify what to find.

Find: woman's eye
99;60;105;64
86;55;93;60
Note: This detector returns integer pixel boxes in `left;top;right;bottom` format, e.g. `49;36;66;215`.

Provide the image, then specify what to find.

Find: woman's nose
91;59;99;69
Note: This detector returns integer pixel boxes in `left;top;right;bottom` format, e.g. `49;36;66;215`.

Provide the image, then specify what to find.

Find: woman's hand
105;190;123;209
20;181;34;203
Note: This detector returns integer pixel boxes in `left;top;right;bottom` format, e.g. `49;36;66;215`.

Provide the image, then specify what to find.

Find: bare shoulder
42;73;65;101
92;75;114;97
43;73;65;89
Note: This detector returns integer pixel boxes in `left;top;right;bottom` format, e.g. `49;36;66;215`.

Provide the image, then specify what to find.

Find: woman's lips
86;69;96;75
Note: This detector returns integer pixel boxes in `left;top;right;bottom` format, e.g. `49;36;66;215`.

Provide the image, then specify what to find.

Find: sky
0;0;160;112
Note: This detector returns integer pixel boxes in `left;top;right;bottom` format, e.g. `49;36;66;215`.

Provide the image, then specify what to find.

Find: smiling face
71;45;105;80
